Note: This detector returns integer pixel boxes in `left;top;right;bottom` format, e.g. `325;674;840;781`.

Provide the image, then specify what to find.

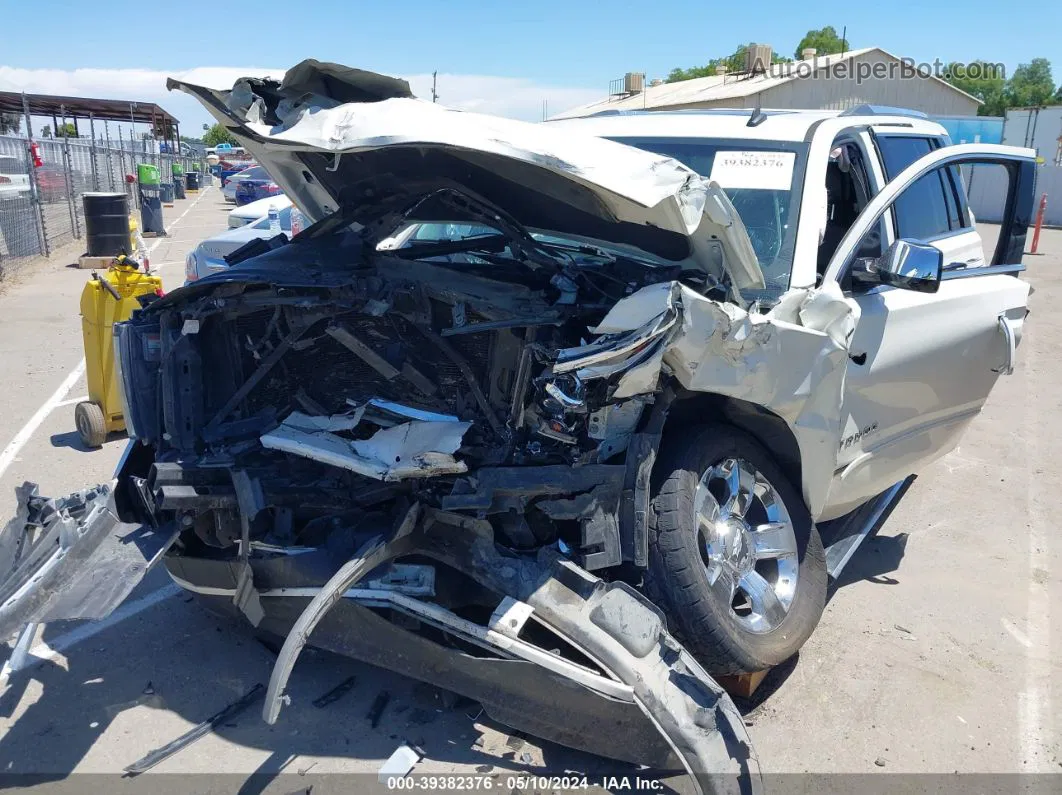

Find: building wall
655;50;980;116
1003;107;1062;164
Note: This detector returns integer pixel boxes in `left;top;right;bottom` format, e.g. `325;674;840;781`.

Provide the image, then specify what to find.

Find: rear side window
877;136;967;240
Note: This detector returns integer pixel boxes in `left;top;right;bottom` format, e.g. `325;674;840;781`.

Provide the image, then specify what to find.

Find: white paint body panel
229;194;291;227
816;143;1036;519
820;274;1029;519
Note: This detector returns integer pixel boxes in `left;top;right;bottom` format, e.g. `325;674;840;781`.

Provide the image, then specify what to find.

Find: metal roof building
551;47;981;120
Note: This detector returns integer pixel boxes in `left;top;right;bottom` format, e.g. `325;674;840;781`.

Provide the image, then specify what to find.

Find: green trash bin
137;163;160;186
172;164;186;200
137;163;165;235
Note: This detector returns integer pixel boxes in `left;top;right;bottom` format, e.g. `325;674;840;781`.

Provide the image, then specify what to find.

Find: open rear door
819;143;1036;518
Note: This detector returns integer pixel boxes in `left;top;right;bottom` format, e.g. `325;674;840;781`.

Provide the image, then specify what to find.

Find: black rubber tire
75;401;107;448
646;423;827;675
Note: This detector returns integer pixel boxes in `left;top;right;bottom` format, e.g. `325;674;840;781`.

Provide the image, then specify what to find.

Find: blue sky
2;1;1058;130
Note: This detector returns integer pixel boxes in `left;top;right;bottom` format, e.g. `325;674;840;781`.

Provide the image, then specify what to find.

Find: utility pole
431;71;439;103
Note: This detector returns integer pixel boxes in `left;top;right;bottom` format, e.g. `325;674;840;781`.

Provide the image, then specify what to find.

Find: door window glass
877;136;954;240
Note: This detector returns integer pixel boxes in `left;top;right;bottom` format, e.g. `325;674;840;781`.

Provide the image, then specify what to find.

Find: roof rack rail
840;104;928;119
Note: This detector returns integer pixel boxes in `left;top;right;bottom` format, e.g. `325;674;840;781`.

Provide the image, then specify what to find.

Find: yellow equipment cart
76;258;163;448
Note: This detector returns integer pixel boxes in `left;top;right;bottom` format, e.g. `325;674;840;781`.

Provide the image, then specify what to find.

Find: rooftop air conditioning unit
624;72;645;94
746;44;772;74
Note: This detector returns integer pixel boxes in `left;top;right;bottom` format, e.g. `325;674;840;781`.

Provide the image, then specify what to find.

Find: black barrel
82;192;130;257
185;172;200;191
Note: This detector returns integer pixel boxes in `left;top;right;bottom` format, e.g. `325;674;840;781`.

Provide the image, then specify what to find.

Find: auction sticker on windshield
709;151;796;190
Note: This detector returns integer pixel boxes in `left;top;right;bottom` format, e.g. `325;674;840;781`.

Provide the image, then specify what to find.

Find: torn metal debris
378;744;423;783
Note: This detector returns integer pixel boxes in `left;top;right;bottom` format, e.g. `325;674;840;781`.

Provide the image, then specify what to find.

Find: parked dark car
234;172;282;205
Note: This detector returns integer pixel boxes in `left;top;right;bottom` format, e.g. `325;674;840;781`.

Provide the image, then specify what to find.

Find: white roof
548;108;949;145
551;47;980;120
547;109;843;143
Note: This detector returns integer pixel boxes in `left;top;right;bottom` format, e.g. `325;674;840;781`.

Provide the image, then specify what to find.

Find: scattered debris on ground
122;684;264;775
312;675;357;708
378;743;423;782
367;691;391;728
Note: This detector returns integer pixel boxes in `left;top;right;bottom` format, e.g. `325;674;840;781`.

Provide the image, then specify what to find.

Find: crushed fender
557;281;859;515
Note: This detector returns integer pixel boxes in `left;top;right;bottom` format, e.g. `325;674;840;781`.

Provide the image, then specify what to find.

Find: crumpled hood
168;60;764;292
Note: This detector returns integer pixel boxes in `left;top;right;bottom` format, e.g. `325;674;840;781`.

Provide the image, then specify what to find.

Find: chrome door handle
993;315;1016;375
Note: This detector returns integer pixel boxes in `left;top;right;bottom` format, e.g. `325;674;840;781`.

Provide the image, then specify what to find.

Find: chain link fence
0;132;205;278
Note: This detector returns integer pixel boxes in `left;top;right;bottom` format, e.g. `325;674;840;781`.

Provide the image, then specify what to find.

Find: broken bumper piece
0;482;176;641
166;507;762;795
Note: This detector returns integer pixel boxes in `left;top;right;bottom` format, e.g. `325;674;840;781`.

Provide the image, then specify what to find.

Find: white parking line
0;187;214;482
0;361;86;479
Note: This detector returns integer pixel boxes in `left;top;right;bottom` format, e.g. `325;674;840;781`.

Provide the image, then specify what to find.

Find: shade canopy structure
0;91;181;138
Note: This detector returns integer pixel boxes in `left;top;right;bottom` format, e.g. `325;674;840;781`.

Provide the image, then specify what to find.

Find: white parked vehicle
228;194;292;228
1;63;1036;788
0;154;30;198
186;206;292;282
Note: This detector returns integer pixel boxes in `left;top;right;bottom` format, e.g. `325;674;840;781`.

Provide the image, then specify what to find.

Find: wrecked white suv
0;62;1036;790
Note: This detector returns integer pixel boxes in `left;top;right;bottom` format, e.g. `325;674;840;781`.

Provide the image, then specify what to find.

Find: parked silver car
185;205;292;282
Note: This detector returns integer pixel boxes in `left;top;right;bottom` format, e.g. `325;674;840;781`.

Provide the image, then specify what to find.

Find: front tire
647;423;826;675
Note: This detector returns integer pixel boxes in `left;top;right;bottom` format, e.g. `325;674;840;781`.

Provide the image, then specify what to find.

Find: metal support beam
60;105;80;240
21;92;48;257
88;113;99;191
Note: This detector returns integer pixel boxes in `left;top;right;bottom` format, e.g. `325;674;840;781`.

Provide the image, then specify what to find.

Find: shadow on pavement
0;594;654;792
831;532;910;592
48;431;93;452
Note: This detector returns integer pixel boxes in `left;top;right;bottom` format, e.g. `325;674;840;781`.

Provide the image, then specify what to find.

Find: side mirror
851;239;943;293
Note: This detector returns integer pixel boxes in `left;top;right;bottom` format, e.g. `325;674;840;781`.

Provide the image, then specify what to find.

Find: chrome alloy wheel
693;458;800;634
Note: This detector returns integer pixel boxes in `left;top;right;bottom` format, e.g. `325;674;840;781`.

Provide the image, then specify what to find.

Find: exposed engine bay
115;227;707;572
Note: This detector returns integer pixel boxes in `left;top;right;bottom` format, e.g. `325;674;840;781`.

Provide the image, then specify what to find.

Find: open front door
818;143;1037;520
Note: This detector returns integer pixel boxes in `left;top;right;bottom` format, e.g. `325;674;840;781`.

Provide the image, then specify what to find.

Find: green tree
53;122;77;138
943;61;1007;116
0;112;20;135
40;125;51;138
202;122;237;147
667;43;790;83
1006;58;1055;107
794;26;848;59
